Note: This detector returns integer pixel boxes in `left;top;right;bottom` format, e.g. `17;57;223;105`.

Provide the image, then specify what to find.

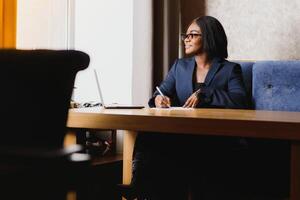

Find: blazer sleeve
197;64;248;109
148;59;178;107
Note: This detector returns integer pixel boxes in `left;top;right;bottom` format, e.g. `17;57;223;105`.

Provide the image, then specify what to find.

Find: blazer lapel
187;57;196;95
204;57;223;86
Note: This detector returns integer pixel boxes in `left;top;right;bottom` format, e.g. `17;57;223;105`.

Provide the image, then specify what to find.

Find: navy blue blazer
149;57;248;108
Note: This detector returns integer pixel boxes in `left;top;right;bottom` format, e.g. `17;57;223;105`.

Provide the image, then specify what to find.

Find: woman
119;16;248;199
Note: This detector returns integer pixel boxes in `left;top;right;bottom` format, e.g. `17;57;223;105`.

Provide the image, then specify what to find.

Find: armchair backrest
243;61;298;197
236;61;255;108
236;60;300;111
252;61;300;111
0;49;89;149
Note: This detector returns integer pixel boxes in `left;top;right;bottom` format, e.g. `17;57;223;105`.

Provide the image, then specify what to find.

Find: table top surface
69;107;300;123
68;107;300;141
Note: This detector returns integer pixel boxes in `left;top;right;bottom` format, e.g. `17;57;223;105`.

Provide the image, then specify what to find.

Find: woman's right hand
155;95;171;108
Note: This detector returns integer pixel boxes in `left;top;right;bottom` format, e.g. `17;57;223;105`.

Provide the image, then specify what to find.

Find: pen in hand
156;86;170;108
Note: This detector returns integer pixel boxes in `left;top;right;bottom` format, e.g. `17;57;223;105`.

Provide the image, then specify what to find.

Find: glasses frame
181;33;202;41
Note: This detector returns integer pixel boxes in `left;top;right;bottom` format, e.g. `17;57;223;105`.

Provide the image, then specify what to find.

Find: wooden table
67;107;300;200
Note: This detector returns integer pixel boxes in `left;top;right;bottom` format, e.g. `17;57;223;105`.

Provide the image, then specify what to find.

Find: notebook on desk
93;69;144;109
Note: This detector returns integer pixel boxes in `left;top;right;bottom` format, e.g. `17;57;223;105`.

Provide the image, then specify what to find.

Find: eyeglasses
181;33;202;41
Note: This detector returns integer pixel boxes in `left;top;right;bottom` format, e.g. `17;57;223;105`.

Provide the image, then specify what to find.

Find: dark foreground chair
0;49;90;200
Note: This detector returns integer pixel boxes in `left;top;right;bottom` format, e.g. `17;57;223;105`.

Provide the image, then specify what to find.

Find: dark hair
194;16;228;60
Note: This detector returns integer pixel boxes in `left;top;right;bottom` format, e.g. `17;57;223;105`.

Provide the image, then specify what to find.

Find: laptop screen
93;69;106;106
93;69;144;109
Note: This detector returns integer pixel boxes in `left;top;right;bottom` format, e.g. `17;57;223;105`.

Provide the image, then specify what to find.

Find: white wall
17;0;135;104
73;0;133;104
132;0;153;105
17;0;69;49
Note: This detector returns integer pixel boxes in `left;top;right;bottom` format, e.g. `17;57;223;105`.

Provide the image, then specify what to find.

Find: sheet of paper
150;107;194;110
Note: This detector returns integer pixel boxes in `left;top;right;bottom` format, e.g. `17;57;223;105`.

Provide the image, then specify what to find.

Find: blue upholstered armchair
253;61;300;111
238;60;300;199
239;60;300;111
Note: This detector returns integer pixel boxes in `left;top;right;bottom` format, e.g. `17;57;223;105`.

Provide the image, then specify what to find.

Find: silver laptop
94;69;144;109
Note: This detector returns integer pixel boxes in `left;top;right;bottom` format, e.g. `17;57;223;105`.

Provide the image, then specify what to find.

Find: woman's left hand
183;90;200;108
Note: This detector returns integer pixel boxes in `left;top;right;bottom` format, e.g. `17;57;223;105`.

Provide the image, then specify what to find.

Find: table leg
122;131;137;184
64;131;77;147
291;141;300;200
